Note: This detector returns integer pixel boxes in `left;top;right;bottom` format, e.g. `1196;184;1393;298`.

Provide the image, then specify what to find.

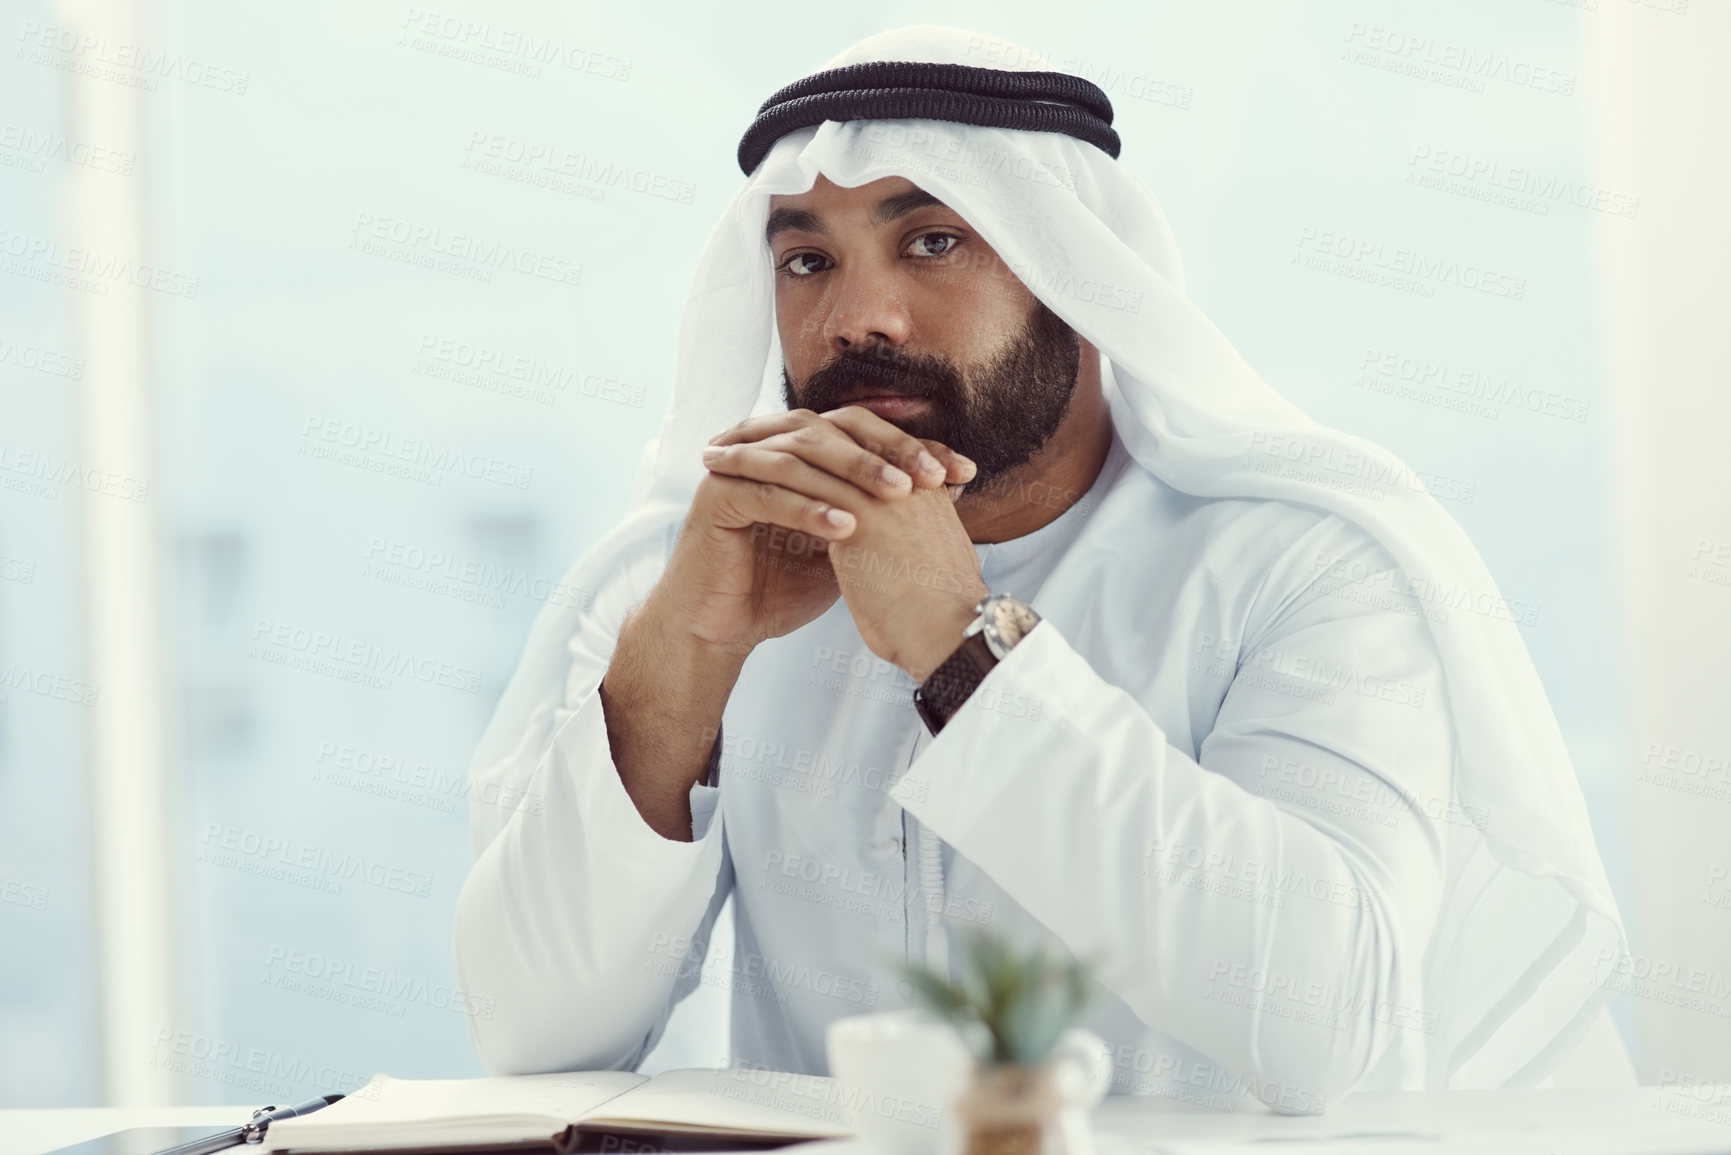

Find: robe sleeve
453;531;734;1076
890;514;1452;1110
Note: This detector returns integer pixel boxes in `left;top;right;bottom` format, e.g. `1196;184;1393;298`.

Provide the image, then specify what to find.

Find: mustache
797;347;959;407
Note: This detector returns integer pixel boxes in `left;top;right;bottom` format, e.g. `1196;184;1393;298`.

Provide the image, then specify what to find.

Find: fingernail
955;454;977;476
702;446;723;463
825;507;855;529
917;450;943;475
881;463;912;489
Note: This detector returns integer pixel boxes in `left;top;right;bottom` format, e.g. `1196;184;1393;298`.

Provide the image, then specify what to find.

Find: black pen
154;1095;346;1155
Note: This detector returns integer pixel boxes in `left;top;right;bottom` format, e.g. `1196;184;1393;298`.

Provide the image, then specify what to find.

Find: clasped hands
700;406;990;682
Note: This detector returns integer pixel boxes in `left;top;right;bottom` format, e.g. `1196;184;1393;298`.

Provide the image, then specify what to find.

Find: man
455;27;1626;1110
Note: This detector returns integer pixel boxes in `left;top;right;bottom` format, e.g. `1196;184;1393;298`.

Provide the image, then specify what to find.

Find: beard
780;297;1082;492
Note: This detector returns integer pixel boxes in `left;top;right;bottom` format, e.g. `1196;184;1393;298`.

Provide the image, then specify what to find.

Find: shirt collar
973;428;1131;576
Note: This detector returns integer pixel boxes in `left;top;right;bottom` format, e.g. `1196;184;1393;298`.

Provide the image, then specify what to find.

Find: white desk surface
4;1088;1729;1155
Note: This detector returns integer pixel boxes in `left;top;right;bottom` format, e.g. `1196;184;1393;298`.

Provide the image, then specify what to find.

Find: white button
885;838;903;854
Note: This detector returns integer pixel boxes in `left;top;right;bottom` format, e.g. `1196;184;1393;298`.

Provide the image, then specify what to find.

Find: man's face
768;175;1081;489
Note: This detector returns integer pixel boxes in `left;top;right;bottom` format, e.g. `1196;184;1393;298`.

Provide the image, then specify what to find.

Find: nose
821;261;913;355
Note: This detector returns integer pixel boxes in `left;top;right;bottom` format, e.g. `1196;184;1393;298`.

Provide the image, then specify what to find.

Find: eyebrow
764;188;950;246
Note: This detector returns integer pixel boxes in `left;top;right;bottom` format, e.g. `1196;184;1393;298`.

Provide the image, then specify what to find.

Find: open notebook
265;1068;855;1153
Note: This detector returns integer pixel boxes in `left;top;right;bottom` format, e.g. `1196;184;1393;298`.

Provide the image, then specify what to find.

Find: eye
778;251;830;278
906;232;961;258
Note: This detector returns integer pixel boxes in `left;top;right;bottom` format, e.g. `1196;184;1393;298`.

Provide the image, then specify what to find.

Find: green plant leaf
895;933;1102;1068
1004;973;1089;1065
899;967;971;1021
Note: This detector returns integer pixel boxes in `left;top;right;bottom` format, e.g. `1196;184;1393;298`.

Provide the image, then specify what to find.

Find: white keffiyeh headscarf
472;25;1628;1091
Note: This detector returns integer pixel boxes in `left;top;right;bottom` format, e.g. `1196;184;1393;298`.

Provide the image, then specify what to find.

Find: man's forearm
600;591;748;841
455;685;733;1075
891;621;1448;1109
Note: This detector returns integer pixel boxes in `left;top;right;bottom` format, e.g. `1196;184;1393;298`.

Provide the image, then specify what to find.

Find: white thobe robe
455;429;1455;1112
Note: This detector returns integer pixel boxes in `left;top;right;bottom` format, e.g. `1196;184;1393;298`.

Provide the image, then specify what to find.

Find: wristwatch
912;592;1042;736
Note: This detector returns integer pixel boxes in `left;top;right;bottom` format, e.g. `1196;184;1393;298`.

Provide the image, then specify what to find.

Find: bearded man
453;26;1626;1111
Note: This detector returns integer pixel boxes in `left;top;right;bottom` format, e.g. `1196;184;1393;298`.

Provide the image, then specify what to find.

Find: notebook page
266;1070;647;1151
581;1068;852;1139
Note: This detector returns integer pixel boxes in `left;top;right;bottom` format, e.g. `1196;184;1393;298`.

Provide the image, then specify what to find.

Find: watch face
986;596;1039;655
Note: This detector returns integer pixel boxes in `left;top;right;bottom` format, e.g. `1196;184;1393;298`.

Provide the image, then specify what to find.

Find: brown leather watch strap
913;631;999;736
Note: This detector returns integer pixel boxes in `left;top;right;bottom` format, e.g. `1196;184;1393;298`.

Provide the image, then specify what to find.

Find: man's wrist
629;591;754;675
911;592;1043;736
898;588;989;682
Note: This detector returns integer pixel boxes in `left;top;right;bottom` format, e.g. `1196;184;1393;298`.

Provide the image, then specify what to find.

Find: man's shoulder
1184;492;1419;637
1130;472;1378;578
1110;469;1403;617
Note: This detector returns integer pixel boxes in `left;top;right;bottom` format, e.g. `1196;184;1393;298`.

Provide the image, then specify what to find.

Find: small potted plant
897;931;1107;1155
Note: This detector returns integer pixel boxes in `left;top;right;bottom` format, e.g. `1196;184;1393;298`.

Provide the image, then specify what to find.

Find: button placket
896;708;924;971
